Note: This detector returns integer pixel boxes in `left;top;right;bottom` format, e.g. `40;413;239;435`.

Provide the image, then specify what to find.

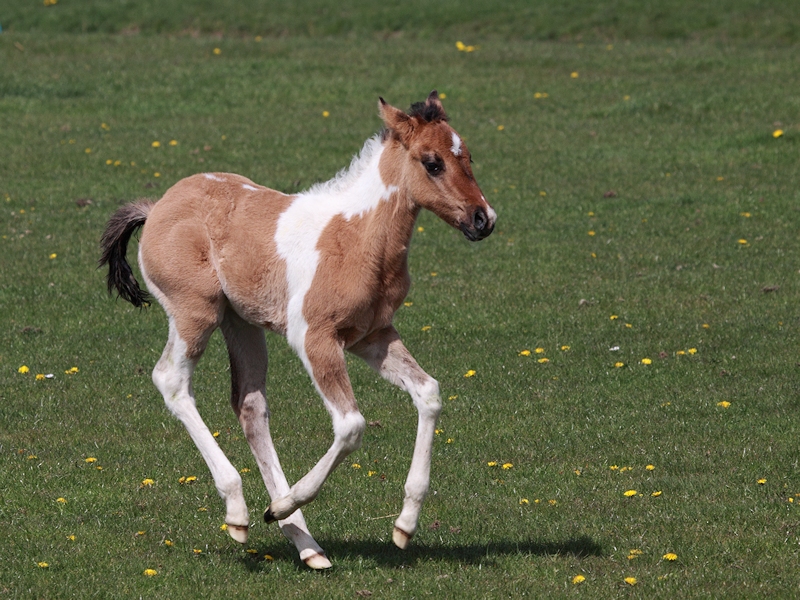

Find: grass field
1;1;799;597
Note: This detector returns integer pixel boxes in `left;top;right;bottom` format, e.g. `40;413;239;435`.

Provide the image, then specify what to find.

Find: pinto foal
100;92;495;569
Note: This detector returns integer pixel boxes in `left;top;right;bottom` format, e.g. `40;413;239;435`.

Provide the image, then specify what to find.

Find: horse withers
100;92;495;569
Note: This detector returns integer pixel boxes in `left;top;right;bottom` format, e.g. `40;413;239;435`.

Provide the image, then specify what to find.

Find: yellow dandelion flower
773;129;784;138
502;463;513;470
85;457;97;463
574;469;582;476
169;140;178;146
239;468;250;473
164;539;173;547
67;535;76;541
213;48;221;55
561;345;570;351
430;272;438;277
688;348;697;355
702;323;710;329
641;358;652;365
519;349;531;356
570;71;579;78
57;497;66;503
351;463;361;469
141;478;154;487
435;428;443;435
439;93;446;99
740;212;751;217
212;431;220;438
38;562;49;568
757;478;766;485
624;577;637;586
322;111;330;118
646;464;655;471
534;347;545;354
548;499;557;506
572;574;585;585
101;123;110;130
264;554;274;561
27;454;37;459
614;362;625;368
539;189;547;195
609;315;618;320
497;125;504;131
717;401;731;408
446;438;454;444
676;350;686;356
651;490;662;497
663;552;678;561
629;549;643;556
193;548;202;554
18;365;30;374
588;230;595;236
35;373;45;380
151;141;161;148
610;465;619;471
367;470;376;476
421;325;432;332
404;301;414;307
448;395;458;400
519;498;529;505
624;489;637;497
85;148;92;154
136;530;146;536
456;41;466;51
220;523;228;531
738;239;748;245
789;497;794;503
154;172;161;178
246;548;258;554
464;369;476;378
487;461;498;467
538;357;550;364
417;226;424;232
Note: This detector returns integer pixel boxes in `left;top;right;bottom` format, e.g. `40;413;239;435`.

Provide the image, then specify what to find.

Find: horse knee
333;411;366;453
415;378;441;420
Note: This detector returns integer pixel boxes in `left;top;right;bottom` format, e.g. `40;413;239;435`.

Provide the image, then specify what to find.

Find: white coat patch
274;136;397;368
242;184;258;191
451;132;462;157
204;174;225;182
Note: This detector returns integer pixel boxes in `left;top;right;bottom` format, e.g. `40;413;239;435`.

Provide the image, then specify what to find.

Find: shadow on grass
238;535;603;572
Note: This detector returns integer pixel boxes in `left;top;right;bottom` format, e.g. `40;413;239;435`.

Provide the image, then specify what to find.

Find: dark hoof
264;507;277;524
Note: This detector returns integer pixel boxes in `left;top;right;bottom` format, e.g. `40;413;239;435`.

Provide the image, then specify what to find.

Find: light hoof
227;523;249;544
303;552;333;570
392;526;412;550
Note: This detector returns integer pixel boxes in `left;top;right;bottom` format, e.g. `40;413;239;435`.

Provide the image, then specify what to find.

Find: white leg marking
152;318;249;539
351;330;442;547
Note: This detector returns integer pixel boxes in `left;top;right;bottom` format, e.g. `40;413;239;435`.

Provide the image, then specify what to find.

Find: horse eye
423;159;444;176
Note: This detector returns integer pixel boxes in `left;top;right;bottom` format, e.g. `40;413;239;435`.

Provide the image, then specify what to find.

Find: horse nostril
473;208;487;231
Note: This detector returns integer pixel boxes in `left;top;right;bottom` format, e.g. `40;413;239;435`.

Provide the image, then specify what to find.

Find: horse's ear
426;90;446;117
379;97;413;145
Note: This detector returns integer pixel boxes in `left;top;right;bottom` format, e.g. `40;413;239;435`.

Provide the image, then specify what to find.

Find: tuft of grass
2;3;800;598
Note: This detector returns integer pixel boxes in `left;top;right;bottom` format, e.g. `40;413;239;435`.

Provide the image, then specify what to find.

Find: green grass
2;2;800;598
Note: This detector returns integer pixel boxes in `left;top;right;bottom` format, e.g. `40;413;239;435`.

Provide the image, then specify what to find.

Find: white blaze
451;132;462;157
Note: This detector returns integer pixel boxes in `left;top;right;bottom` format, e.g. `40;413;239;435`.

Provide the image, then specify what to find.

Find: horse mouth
459;221;494;241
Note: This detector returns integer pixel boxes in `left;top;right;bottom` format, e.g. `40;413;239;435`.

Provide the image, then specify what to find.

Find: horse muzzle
459;206;495;241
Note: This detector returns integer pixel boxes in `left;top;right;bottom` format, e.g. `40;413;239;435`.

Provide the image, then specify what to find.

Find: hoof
227;523;249;544
264;507;277;524
392;526;412;550
303;552;333;570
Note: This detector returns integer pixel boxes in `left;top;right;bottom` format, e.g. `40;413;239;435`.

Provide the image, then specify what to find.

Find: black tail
99;201;154;308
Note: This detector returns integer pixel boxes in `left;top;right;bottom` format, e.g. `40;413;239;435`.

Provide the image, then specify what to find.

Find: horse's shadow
239;535;603;571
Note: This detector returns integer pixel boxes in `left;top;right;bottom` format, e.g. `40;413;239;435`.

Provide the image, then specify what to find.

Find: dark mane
408;100;448;123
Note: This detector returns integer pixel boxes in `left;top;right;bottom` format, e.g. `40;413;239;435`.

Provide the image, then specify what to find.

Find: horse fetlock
264;495;299;523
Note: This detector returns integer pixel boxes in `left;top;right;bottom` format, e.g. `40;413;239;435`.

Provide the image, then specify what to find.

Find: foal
100;92;495;569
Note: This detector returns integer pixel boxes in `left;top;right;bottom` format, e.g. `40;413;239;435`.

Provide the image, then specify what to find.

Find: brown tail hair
99;201;154;308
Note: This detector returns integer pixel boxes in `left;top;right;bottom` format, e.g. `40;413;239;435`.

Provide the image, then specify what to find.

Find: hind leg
152;315;250;543
221;309;331;569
